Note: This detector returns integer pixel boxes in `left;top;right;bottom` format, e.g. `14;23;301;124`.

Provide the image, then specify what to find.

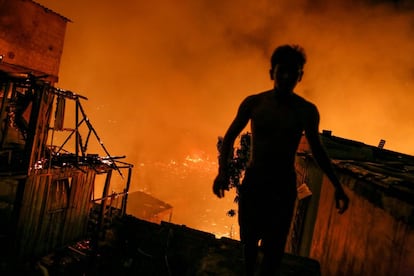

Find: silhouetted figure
213;44;349;275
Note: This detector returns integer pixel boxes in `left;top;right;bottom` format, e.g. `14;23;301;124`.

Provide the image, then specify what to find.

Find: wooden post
75;99;80;164
98;169;112;237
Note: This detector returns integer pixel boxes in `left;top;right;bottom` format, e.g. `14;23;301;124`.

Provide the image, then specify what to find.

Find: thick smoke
36;0;414;236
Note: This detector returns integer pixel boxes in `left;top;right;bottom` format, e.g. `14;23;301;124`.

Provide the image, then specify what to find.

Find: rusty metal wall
0;0;68;79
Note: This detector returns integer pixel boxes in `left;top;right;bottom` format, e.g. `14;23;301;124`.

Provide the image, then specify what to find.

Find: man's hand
213;173;230;198
335;188;349;214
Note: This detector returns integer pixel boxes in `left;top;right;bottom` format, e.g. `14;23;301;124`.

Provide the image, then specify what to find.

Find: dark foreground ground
3;215;321;275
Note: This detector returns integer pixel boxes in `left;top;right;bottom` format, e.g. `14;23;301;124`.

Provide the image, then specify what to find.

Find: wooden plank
310;173;414;276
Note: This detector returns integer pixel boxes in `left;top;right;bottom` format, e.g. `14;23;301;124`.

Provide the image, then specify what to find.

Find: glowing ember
133;150;239;239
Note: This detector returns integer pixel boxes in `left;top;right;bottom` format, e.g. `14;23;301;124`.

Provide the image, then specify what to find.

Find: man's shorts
238;167;297;242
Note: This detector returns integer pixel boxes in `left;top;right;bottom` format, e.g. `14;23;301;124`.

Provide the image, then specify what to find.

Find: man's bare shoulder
292;93;318;111
247;90;273;99
241;90;273;105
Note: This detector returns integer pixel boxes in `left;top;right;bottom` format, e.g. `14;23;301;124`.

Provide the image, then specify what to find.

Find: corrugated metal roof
314;132;414;225
319;132;414;188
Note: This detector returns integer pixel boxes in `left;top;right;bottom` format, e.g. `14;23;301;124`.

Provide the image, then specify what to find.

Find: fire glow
36;0;414;238
136;150;240;239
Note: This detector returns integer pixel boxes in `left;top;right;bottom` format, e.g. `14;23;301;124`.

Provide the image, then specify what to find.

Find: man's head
270;44;307;92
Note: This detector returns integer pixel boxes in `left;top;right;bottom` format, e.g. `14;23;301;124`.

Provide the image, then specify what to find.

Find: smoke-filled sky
35;0;414;235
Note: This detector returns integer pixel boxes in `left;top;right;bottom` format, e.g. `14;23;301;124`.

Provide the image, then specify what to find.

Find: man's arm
304;104;349;213
213;96;252;198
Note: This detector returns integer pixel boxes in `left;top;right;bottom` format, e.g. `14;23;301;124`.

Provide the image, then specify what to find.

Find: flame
135;150;239;239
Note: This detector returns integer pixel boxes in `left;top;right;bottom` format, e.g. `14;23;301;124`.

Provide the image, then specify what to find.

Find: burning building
0;0;133;268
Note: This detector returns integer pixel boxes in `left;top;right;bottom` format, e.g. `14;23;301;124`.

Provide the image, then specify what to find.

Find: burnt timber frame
0;68;133;263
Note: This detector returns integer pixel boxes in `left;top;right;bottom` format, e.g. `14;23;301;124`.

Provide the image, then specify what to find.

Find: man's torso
247;90;312;171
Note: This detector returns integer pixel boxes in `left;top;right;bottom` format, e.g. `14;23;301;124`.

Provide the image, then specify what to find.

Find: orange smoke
36;0;414;237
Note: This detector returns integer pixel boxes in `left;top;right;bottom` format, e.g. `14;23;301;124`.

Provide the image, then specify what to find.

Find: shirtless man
213;44;349;275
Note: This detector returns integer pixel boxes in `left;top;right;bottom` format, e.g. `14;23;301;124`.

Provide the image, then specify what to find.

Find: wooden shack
287;131;414;276
0;0;133;265
126;191;173;224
